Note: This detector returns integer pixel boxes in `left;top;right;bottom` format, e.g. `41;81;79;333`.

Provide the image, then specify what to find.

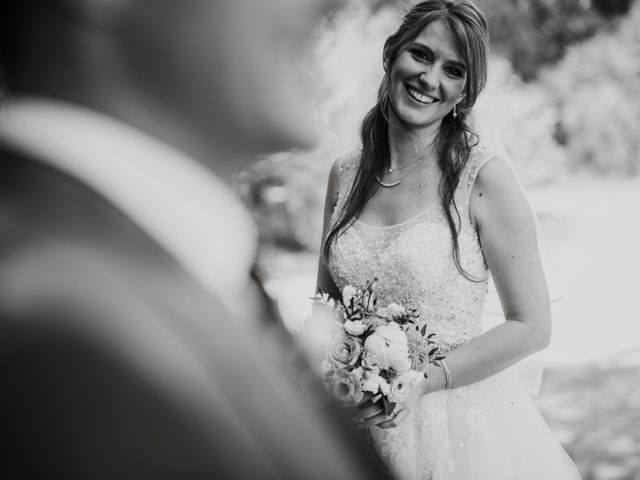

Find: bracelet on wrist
438;359;453;390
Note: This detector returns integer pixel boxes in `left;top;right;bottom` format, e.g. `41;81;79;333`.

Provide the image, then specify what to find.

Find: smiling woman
322;0;488;281
314;1;583;479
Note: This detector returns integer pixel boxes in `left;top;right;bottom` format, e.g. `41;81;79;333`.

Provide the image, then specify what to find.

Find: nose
419;68;439;91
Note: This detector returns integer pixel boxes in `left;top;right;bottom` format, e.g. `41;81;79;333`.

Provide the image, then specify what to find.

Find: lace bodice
325;148;582;480
327;147;498;350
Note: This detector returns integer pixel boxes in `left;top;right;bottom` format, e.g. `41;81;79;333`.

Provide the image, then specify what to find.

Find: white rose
361;371;391;396
342;285;357;306
386;302;406;318
344;319;367;336
363;323;412;373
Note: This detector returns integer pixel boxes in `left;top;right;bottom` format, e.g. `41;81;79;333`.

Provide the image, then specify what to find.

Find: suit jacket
0;146;391;480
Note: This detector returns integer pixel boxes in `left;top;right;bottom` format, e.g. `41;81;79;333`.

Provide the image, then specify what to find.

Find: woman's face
387;19;468;131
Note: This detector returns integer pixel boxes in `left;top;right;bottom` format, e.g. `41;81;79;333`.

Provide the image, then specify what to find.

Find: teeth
407;86;436;104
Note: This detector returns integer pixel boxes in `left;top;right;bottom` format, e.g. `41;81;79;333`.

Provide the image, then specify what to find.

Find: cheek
440;78;466;103
389;55;419;85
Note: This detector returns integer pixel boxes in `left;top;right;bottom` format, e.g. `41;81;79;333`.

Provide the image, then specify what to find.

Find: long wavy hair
323;0;489;281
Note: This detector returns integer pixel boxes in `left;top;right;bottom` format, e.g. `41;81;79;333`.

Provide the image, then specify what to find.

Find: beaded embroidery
327;146;499;479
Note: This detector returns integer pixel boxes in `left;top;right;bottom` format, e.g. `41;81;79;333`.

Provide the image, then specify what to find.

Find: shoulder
469;148;535;233
325;148;361;203
0;238;144;335
471;147;515;192
330;148;361;179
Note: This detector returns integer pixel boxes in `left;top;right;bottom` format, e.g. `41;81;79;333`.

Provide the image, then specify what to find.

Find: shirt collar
0;96;258;312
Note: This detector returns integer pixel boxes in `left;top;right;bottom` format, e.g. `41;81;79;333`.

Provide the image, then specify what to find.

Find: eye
409;48;430;62
445;66;464;78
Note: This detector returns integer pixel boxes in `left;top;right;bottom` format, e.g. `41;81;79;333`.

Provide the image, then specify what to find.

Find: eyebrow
409;41;467;71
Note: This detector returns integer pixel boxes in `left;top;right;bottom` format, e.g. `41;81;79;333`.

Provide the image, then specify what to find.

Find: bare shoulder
469;150;536;233
325;148;361;208
330;148;360;178
473;150;518;194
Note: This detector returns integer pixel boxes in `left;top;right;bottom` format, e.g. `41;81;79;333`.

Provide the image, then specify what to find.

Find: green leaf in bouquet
429;347;440;357
420;324;428;336
382;396;396;417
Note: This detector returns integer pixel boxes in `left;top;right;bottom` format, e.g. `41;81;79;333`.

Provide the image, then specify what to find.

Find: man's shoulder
0;236;139;327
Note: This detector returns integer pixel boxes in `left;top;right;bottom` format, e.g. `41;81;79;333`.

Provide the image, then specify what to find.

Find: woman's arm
421;156;551;393
315;159;342;300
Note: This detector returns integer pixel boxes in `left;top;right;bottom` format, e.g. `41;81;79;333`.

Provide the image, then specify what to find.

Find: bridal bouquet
309;280;444;416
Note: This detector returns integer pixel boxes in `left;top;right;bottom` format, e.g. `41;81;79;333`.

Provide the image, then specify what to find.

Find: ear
382;48;390;73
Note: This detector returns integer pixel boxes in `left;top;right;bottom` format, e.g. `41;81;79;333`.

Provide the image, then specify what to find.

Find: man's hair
0;1;57;91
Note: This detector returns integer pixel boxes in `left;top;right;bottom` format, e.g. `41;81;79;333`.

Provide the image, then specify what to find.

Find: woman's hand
375;382;423;429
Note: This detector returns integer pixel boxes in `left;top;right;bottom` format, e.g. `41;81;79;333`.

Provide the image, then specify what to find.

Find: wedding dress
327;146;581;480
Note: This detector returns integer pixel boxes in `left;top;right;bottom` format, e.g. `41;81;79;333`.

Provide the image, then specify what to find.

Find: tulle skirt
369;367;581;480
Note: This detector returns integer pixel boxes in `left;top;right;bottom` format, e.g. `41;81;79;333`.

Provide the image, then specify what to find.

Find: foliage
540;0;640;175
476;0;611;80
474;56;567;183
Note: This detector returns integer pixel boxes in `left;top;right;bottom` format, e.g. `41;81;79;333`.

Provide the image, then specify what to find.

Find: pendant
376;176;401;188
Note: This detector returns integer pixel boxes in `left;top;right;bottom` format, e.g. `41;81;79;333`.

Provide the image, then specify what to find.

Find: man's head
1;0;344;164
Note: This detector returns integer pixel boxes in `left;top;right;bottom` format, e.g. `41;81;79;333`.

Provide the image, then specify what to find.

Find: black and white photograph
1;1;638;479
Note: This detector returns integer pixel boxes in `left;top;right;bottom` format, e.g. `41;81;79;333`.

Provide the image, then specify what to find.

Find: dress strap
331;149;360;226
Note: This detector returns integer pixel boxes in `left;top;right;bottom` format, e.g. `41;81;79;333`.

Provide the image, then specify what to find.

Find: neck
387;115;440;170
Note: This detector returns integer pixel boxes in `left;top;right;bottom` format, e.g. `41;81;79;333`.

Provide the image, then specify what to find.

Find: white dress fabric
327;146;581;480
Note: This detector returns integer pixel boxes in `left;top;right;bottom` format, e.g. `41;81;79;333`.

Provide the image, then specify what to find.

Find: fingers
359;410;392;428
354;392;374;408
352;403;384;427
358;401;384;419
377;409;408;429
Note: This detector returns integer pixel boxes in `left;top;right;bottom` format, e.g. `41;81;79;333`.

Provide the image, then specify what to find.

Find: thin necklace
386;154;426;173
376;156;427;188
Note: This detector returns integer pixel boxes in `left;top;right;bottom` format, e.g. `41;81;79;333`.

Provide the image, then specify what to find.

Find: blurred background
235;1;640;478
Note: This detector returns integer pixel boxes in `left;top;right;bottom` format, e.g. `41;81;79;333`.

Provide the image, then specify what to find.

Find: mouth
405;84;439;105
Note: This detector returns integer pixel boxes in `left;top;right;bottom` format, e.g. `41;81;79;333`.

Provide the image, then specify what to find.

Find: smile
405;85;438;105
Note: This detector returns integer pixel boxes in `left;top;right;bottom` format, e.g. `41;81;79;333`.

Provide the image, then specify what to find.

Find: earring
453;103;458;118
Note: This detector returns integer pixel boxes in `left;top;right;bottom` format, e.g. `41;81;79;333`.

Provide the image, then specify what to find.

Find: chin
389;95;441;129
394;108;441;130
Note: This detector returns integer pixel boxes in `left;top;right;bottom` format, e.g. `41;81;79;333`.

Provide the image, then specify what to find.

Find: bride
315;1;581;478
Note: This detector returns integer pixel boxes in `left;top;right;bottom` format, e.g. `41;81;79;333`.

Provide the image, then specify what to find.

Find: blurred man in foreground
0;1;390;479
